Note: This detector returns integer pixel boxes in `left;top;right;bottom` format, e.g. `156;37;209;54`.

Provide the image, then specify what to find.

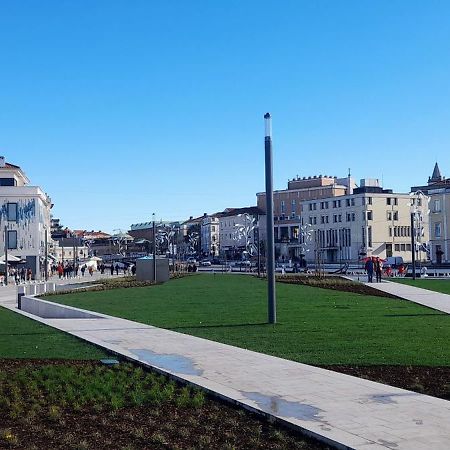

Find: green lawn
0;306;109;359
394;278;450;295
48;274;450;366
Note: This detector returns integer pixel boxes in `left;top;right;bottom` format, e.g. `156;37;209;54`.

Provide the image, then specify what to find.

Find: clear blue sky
1;1;449;232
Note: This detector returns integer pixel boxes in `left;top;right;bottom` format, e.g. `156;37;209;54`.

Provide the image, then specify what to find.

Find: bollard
17;286;25;310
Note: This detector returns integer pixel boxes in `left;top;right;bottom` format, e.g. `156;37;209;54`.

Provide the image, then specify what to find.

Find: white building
0;156;52;279
300;179;429;264
201;214;220;257
218;207;265;259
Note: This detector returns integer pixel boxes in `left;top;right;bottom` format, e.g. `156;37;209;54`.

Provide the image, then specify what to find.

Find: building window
367;211;373;220
395;244;400;251
0;178;15;186
435;222;442;238
321;216;325;224
386;198;391;206
393;211;398;221
7;230;17;249
7;203;18;222
281;201;285;214
434;199;441;212
351;213;356;221
333;215;338;223
346;199;350;207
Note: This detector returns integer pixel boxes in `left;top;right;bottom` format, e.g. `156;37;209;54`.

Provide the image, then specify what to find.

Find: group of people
7;267;33;284
365;257;408;282
364;257;384;282
55;262;94;279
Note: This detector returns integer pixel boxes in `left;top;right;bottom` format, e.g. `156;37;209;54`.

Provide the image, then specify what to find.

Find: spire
428;162;443;184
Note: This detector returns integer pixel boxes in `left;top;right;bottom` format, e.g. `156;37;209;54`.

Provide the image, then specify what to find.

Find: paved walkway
360;279;450;314
1;287;450;449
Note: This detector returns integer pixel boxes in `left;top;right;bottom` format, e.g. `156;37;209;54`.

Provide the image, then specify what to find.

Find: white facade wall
201;216;220;256
428;187;450;263
0;186;52;278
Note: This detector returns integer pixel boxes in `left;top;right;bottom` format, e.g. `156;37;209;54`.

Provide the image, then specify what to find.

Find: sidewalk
1;287;450;450
361;279;450;314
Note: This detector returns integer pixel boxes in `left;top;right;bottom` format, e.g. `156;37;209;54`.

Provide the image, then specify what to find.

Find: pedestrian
131;264;136;276
27;268;32;281
115;264;119;276
375;257;383;283
365;258;374;283
110;264;114;276
88;266;94;276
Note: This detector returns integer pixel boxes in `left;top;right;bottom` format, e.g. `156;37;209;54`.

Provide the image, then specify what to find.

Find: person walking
88;265;94;276
375;257;383;283
115;264;119;276
365;257;374;283
110;264;114;276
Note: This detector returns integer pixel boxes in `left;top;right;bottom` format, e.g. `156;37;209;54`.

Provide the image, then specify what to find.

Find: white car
186;257;197;264
200;260;212;266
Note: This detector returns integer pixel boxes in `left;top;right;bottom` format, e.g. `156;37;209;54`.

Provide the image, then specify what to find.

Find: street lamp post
264;112;276;324
4;225;8;285
410;211;416;280
152;213;157;282
44;226;48;281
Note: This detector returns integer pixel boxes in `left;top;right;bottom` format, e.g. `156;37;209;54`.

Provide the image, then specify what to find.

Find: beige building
412;163;450;264
301;180;429;264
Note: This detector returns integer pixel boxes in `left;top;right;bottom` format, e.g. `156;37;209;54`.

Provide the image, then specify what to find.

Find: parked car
186;257;197;264
235;260;251;267
200;260;212;266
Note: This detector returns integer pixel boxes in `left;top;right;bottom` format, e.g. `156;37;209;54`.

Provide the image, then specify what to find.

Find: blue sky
1;1;449;232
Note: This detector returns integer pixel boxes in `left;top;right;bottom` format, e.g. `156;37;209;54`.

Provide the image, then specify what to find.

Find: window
393;211;398;221
0;178;15;186
7;203;18;221
346;199;350;207
387;211;392;221
321;216;325;224
395;244;400;251
351;198;355;206
346;213;351;222
434;199;441;212
281;201;285;214
435;222;442;238
333;215;338;223
386;198;391;206
338;214;342;222
7;230;17;249
367;211;373;220
291;199;296;212
211;226;215;232
351;213;356;221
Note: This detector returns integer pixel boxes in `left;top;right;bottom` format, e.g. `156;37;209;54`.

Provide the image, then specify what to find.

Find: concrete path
361;280;450;314
1;288;450;449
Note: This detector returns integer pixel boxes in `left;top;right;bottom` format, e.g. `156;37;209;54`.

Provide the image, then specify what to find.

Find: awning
0;254;21;262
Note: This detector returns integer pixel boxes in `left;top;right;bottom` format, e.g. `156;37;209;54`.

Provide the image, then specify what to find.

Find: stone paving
1;284;450;449
359;279;450;314
345;276;450;314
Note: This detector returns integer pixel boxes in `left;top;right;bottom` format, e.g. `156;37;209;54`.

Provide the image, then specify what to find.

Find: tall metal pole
264;113;276;324
45;227;48;281
152;214;157;282
257;214;261;278
410;212;416;280
4;225;8;285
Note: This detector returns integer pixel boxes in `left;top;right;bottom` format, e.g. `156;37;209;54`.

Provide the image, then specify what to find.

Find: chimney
0;156;5;167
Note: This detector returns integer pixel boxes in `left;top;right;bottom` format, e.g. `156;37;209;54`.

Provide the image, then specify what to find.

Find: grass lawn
48;274;450;366
0;306;109;359
393;278;450;295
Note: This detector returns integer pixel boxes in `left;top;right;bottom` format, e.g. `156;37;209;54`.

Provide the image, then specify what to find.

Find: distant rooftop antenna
348;168;351;177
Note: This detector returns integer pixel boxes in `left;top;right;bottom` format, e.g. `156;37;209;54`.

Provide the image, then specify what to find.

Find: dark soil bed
277;275;400;299
0;360;330;450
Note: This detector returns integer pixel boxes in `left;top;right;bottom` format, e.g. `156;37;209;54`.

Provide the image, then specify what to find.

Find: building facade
412;163;450;264
0;156;52;279
218;207;264;259
301;180;429;264
200;214;220;257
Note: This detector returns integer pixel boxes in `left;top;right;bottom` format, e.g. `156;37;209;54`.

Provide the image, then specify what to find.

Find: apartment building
301;179;429;263
218;207;265;259
200;214;220;257
0;156;52;279
412;163;450;264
